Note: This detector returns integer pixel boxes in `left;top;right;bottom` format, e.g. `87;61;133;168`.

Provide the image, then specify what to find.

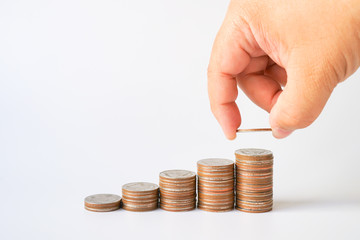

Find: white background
1;0;360;239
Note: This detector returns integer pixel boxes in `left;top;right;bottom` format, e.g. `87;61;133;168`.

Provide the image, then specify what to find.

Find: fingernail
272;128;293;139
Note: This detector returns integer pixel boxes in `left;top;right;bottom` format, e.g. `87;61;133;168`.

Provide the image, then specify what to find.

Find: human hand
208;0;360;139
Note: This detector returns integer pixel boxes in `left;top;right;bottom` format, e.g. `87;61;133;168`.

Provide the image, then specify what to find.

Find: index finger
207;15;251;139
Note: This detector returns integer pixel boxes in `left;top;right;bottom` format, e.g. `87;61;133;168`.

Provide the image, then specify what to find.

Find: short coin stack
159;170;196;211
235;148;274;213
122;182;159;211
197;158;235;212
84;194;121;212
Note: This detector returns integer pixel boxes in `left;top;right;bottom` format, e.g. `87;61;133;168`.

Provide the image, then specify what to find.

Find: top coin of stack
197;158;235;212
159;170;196;212
84;194;121;212
122;182;159;212
235;148;274;213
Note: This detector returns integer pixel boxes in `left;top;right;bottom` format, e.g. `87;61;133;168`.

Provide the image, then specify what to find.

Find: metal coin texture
159;169;196;212
197;158;235;212
122;182;159;212
84;194;121;212
235;148;274;213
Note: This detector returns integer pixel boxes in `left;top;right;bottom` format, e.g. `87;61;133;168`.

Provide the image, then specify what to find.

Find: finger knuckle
276;108;315;130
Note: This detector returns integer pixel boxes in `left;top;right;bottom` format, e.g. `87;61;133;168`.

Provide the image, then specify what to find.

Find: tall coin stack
197;158;235;212
122;182;159;212
159;170;196;212
235;148;273;213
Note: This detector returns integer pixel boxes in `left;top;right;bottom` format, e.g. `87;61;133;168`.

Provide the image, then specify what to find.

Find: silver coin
160;198;196;203
121;194;158;199
197;158;234;167
235;148;273;157
84;206;120;212
123;202;158;208
122;197;158;202
197;176;234;181
236;159;273;165
236;206;272;212
160;204;196;211
160;170;196;179
198;204;234;210
159;187;195;192
84;194;121;205
122;182;159;192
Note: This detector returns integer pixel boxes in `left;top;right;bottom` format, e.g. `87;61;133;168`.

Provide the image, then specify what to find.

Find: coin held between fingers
236;128;272;133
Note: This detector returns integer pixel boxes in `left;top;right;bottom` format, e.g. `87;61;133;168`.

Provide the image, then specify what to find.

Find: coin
197;158;234;167
235;148;274;213
236;128;272;133
159;170;196;212
235;148;273;160
160;169;196;179
84;194;121;212
197;158;235;212
122;182;159;212
122;182;159;192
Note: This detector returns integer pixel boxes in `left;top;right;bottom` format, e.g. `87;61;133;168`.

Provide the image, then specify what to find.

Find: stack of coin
122;182;159;211
159;170;196;212
197;158;235;212
84;194;121;212
235;148;273;213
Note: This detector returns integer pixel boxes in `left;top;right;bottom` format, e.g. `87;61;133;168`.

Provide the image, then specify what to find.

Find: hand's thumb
269;59;337;138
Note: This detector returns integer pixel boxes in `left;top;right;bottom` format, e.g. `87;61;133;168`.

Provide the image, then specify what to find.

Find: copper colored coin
84;194;121;212
236;128;272;133
197;158;234;168
235;206;272;213
160;204;196;211
198;204;234;212
123;204;158;212
122;182;159;212
159;169;196;212
197;158;235;212
235;148;273;160
235;148;274;213
160;170;196;180
122;182;159;192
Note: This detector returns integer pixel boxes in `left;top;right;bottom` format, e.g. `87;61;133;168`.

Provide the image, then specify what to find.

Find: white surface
1;0;360;239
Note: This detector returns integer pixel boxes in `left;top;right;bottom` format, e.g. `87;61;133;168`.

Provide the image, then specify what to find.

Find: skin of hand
208;0;360;139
